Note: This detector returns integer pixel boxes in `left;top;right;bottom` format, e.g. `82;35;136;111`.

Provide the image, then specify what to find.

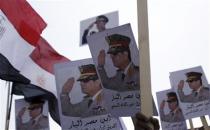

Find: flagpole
5;82;12;130
5;81;10;130
7;83;13;130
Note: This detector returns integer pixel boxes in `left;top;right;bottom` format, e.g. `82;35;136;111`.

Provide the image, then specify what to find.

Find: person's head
166;92;179;111
77;64;101;96
185;72;202;91
105;34;131;70
95;15;109;31
28;100;45;119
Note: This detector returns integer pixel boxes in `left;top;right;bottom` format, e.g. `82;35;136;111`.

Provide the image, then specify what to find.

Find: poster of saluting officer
15;99;49;130
170;66;210;119
54;58;123;130
80;11;119;46
87;23;140;117
156;89;187;130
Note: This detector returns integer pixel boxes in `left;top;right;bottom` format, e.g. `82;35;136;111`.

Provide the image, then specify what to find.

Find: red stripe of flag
30;37;70;74
0;0;46;46
20;37;70;96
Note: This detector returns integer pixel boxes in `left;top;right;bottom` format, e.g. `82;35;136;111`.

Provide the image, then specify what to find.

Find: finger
72;77;75;82
149;117;160;130
69;77;74;81
101;49;105;54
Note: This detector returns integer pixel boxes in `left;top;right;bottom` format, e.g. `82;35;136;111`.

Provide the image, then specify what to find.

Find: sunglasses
28;107;39;110
95;19;106;23
81;78;91;83
80;76;98;83
166;99;177;103
110;52;119;56
187;79;199;83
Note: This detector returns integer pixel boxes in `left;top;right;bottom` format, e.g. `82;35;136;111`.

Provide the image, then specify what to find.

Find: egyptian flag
0;10;35;70
12;83;60;124
20;37;69;96
0;0;46;69
0;53;30;84
0;0;46;45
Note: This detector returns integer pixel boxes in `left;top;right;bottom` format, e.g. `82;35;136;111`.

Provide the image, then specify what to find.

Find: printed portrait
80;11;118;46
15;98;49;130
170;66;210;119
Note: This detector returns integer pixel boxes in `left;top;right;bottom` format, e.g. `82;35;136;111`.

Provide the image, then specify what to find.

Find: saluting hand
18;107;26;118
98;49;106;66
178;80;184;90
87;22;95;30
160;100;165;109
62;77;75;94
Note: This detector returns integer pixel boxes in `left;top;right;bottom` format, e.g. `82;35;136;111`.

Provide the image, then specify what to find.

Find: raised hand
98;49;106;66
178;80;184;90
62;77;75;94
18;107;26;118
160;100;165;109
87;22;95;30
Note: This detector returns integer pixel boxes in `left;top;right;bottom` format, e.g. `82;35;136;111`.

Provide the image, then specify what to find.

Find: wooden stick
189;119;195;130
137;0;153;117
137;0;154;129
200;116;210;130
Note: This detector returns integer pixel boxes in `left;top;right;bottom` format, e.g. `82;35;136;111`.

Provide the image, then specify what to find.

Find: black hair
96;15;109;23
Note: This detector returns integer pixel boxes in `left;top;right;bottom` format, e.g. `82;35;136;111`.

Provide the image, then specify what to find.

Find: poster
88;23;140;117
170;66;210;119
80;11;118;46
54;58;122;130
156;89;187;130
15;99;49;130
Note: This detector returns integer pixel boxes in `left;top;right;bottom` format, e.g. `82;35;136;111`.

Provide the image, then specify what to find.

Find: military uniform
82;15;108;45
178;86;210;103
16;100;49;130
60;64;107;117
98;63;139;92
17;114;49;130
160;107;185;123
98;34;139;92
60;90;107;117
82;29;95;44
178;71;210;103
60;66;123;129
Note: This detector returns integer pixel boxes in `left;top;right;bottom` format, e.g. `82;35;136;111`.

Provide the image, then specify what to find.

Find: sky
1;0;210;129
